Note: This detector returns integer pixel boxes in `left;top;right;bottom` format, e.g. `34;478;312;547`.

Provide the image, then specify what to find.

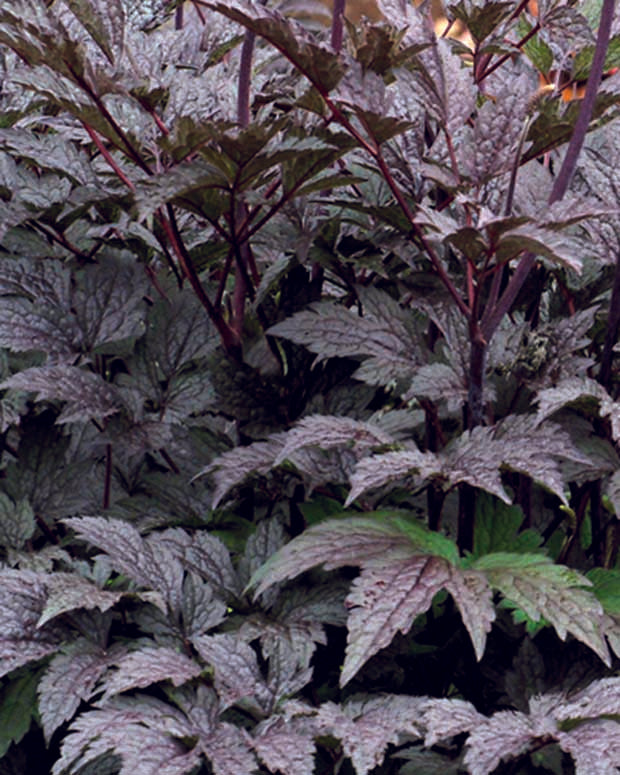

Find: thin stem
331;0;346;52
160;204;240;354
82;122;136;190
238;30;255;128
67;62;151;175
103;443;112;510
477;22;541;83
481;0;614;341
599;250;620;392
31;221;92;262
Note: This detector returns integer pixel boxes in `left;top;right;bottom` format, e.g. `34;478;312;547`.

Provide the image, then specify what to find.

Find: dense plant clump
0;0;618;772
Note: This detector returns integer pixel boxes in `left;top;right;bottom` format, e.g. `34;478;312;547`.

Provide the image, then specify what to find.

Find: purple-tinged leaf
342;555;452;685
556;676;620;720
463;707;554;775
38;573;124;627
558;720;620;775
475;553;610;665
268;289;421;388
273;415;395;467
169;685;258;775
250;517;413;597
0;366;124;424
0;569;65;678
536;376;609;422
346;449;439;506
64;517;184;611
38;639;126;743
422;698;483;746
157;528;241;600
180;573;227;638
63;0;125;64
239;517;287;588
52;698;201;775
316;695;426;775
195;435;285;509
252;717;316;775
443;569;495;661
200;721;258;775
100;647;202;703
192;633;272;713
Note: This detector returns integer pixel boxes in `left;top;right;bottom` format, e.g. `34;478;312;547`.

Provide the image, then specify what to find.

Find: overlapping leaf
316;695;426;775
473;553;610;665
38;640;127;743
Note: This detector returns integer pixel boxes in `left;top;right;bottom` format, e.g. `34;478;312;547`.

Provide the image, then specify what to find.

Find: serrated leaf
0;668;39;757
38;639;125;743
38;573;124;627
274;415;395;467
463;706;551;775
0;493;35;550
1;365;125;424
180;573;228;639
252;717;316;775
345;448;441;506
342;555;451;685
100;647;202;703
157;528;241;600
52;697;202;775
268;287;422;388
63;0;125;64
192;632;273;714
0;569;65;678
343;554;493;683
474;553;610;665
422;697;483;746
250;516;422;596
472;493;543;557
316;695;426;775
64;517;184;611
0;256;147;360
197;435;286;509
558;719;620;775
206;0;345;92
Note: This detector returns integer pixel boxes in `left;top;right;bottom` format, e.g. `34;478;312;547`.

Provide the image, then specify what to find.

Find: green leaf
471;493;543;558
587;568;620;615
0;668;39;757
474;553;610;665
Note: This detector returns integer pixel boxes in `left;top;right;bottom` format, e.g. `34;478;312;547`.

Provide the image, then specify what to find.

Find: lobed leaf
316;694;426;775
100;647;202;703
38;639;126;743
475;553;610;665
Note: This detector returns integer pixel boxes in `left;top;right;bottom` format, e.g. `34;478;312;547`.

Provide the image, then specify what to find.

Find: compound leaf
38;639;125;743
100;647;202;703
316;695;426;775
474;553;610;665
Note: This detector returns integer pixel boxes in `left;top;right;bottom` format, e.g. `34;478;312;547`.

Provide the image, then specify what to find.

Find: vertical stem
103;443;112;510
467;336;486;428
481;0;615;342
331;0;346;52
238;30;255;128
599;251;620;391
